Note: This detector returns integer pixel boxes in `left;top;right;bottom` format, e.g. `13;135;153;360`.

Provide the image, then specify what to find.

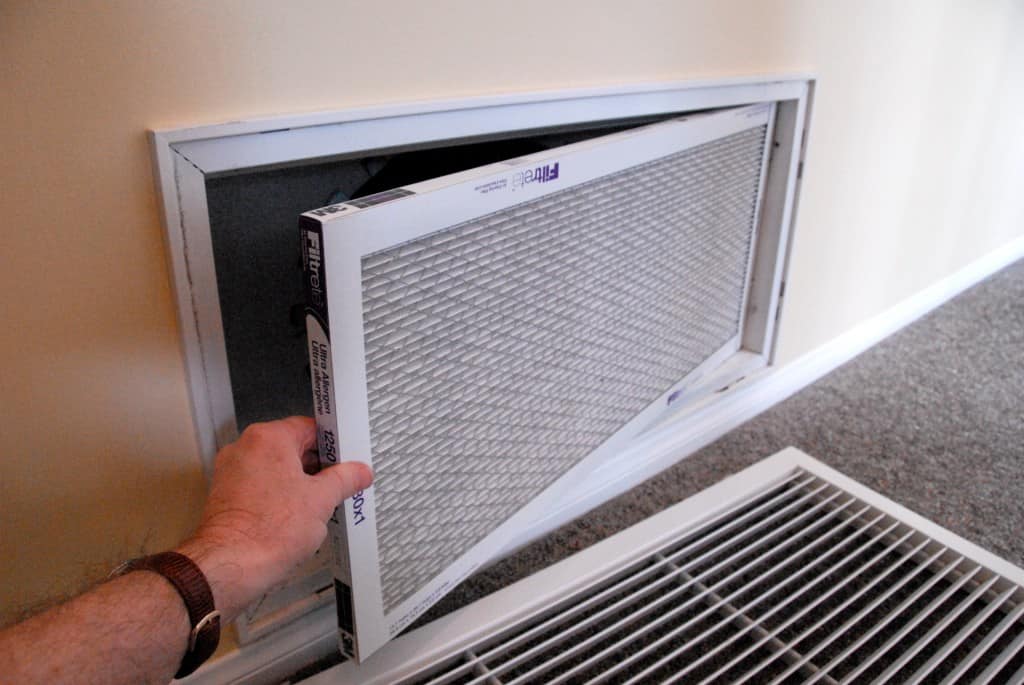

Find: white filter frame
305;105;774;659
308;446;1024;684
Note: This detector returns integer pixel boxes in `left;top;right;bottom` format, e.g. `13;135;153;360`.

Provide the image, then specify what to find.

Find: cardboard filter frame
301;104;774;661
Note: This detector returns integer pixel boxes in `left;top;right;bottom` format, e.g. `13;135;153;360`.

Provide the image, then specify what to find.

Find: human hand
175;416;372;622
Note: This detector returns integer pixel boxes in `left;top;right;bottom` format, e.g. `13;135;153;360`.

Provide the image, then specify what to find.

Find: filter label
512;161;560;190
301;217;329;333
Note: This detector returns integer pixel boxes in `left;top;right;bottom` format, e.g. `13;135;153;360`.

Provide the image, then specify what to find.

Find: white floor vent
310;448;1024;685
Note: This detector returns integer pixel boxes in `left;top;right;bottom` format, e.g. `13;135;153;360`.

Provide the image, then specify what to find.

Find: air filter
302;104;772;659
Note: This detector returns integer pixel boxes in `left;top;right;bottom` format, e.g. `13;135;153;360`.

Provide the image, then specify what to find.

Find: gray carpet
417;255;1024;623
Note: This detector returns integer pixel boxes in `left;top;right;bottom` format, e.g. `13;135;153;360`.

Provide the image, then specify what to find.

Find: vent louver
314;449;1024;685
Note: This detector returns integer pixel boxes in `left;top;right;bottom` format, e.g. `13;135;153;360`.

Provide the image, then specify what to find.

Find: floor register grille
315;449;1024;685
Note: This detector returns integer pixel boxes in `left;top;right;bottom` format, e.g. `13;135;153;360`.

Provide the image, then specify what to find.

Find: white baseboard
186;235;1024;685
767;234;1024;409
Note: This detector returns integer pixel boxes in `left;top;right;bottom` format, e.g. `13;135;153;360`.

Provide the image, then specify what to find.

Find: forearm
0;417;372;683
0;571;190;685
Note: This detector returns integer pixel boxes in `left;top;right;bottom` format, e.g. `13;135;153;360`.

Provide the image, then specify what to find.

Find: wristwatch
112;551;221;678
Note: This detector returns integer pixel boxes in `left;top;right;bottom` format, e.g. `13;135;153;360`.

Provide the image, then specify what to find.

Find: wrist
173;536;243;624
113;551;222;679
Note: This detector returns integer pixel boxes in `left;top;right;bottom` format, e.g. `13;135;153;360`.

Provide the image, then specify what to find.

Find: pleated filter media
301;104;772;660
365;125;767;610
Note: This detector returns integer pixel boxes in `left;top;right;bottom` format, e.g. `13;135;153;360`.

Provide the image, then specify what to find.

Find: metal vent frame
152;75;812;662
309;447;1024;685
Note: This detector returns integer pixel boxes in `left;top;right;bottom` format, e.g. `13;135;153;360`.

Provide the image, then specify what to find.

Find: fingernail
355;462;374;490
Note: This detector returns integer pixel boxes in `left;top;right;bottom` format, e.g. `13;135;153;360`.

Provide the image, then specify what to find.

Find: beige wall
2;0;1022;626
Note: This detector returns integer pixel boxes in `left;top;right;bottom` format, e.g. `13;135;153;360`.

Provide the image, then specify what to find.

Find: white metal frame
152;74;813;666
304;446;1024;685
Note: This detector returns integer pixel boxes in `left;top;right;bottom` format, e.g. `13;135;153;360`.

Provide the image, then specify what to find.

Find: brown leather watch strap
119;551;221;679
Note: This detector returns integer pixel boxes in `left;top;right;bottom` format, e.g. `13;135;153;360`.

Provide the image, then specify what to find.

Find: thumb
311;461;374;519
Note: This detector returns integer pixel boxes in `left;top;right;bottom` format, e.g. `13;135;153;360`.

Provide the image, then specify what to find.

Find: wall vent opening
151;77;811;656
205;115;685;431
